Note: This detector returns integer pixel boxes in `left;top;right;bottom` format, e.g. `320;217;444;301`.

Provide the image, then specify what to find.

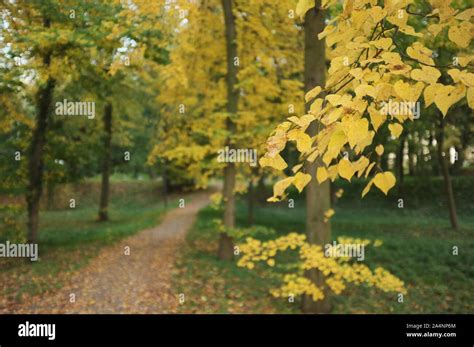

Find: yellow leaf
406;42;434;65
325;130;347;164
316;166;328;183
272;177;294;198
393;80;424;102
293;172;312;192
347;118;369;149
365;162;376;178
288;129;313;153
338;159;355;181
434;84;466;116
411;66;441;85
448;22;472;48
370;37;392;50
355;84;377;98
373;172;396;195
467;87;474;109
260;154;288;170
388;123;403;138
424;83;439;107
305;86;322;103
324;208;335;222
455;8;474;21
362;179;374;198
398;25;423;38
375;144;384;156
292;163;304;173
448;69;474;88
370;6;387;22
353;156;370;178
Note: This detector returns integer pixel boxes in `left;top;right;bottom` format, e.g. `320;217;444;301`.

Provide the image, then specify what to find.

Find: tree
218;0;240;260
301;0;331;314
256;0;473;311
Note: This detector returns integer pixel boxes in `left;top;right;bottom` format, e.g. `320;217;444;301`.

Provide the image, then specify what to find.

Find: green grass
0;181;172;301
174;188;474;313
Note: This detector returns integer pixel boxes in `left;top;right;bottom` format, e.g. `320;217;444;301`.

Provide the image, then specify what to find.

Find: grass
0;181;172;303
174;183;474;314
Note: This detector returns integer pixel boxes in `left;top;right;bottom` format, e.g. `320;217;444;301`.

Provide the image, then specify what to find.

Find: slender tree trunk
437;115;459;230
98;102;113;222
247;177;254;225
218;0;239;260
26;18;55;243
256;174;266;203
302;2;331;314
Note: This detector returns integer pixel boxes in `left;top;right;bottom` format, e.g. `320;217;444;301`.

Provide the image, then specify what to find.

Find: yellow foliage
237;233;407;301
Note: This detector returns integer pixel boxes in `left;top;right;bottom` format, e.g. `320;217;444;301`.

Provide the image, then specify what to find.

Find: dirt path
13;191;210;313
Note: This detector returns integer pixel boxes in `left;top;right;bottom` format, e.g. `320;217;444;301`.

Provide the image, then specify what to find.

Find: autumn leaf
338;159;355;181
316;166;328;183
373;172;396;195
388;123;403;138
293;172;312;192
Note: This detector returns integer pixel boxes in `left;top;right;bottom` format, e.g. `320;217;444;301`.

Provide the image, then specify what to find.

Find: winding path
14;192;210;313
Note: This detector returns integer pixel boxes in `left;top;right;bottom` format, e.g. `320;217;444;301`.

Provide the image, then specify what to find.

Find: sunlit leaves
264;0;474;200
260;154;288;171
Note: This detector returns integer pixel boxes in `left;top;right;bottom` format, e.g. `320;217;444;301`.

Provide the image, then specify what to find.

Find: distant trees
0;1;168;239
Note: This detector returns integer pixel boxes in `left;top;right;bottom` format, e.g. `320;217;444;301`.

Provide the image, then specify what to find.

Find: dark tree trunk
26;20;55;243
437;115;459;230
218;0;239;260
247;177;255;225
256;174;266;203
98;102;113;222
396;135;405;184
302;1;331;314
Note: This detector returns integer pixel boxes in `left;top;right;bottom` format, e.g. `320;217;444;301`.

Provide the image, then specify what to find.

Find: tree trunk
218;0;239;260
396;135;405;184
256;174;266;203
247;177;255;225
437;115;459;230
98;102;113;222
26;18;55;243
302;2;331;314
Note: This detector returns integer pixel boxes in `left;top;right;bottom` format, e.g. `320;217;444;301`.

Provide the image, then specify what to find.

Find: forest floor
2;190;210;313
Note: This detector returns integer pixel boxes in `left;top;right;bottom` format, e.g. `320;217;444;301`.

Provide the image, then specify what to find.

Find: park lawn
0;181;171;304
173;189;474;314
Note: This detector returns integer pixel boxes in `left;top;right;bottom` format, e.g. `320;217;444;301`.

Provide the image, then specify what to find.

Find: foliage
261;0;474;199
